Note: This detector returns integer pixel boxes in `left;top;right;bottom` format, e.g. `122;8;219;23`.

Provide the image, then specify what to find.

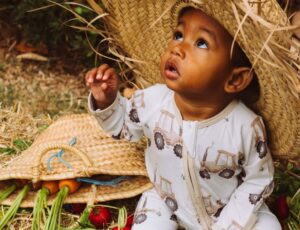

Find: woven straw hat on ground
0;114;152;207
93;0;300;160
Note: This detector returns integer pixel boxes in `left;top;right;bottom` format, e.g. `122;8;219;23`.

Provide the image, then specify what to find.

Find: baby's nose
171;45;185;58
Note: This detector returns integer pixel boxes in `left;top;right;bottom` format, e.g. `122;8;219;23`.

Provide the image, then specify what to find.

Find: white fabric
88;84;280;230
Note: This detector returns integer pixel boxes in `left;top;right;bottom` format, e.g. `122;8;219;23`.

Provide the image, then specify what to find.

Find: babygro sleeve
88;84;168;142
88;91;145;142
212;117;274;230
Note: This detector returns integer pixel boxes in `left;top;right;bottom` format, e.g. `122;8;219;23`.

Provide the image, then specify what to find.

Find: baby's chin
164;78;180;93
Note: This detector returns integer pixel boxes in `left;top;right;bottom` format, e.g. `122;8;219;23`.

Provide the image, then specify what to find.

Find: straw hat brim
0;114;153;206
100;0;300;159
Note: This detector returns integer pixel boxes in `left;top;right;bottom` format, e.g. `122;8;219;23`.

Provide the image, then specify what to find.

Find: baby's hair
178;6;195;19
178;6;260;104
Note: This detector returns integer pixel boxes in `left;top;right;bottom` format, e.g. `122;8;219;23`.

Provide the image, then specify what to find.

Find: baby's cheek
159;54;167;71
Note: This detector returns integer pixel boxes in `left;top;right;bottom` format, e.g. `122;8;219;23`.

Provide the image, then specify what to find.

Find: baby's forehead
177;8;234;44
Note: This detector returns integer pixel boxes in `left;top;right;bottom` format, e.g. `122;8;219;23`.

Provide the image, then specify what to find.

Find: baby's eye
173;31;183;41
197;39;208;49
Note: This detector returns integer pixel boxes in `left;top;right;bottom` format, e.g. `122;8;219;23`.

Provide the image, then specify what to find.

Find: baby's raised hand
85;64;119;109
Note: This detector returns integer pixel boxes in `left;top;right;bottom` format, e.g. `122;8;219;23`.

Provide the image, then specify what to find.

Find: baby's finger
100;82;108;91
103;68;116;81
96;64;110;80
85;68;97;85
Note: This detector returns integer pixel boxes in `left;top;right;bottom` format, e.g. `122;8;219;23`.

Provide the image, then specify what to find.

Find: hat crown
100;0;299;159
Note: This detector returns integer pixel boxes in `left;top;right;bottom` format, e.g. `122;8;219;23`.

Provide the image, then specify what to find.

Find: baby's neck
174;93;233;121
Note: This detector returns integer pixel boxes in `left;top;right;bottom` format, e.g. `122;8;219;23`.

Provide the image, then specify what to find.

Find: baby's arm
213;117;274;230
86;64;144;141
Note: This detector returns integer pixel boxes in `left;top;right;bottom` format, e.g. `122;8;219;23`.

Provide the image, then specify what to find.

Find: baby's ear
224;67;253;94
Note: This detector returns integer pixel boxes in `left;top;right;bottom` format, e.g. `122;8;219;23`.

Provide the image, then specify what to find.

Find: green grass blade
32;187;49;230
44;187;69;230
0;184;17;203
0;185;30;229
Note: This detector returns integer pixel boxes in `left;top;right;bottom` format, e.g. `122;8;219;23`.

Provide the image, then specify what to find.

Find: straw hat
0;114;152;207
94;0;300;160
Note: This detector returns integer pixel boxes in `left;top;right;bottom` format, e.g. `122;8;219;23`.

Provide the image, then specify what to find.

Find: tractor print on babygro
199;148;238;179
153;168;178;212
225;220;243;230
129;92;145;123
203;195;225;217
133;197;162;224
112;123;133;140
153;109;183;158
251;117;268;159
248;182;274;206
249;193;262;205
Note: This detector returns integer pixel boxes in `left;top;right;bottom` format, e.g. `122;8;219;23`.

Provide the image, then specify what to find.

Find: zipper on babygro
192;123;198;158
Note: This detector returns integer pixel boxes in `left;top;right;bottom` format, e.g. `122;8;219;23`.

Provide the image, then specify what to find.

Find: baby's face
160;9;235;102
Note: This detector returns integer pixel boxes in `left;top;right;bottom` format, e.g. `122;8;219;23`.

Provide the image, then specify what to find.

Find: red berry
126;214;134;226
88;206;111;228
275;195;289;220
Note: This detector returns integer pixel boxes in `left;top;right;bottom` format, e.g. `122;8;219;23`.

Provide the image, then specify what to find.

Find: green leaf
74;7;83;15
287;162;294;171
0;147;16;155
38;124;49;132
86;51;94;58
13;139;31;151
77;206;94;228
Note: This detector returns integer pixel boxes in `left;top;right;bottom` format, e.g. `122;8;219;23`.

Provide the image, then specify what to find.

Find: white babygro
88;84;281;230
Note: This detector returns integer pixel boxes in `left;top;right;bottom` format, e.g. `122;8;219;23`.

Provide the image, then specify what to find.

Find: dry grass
0;59;88;117
0;103;52;164
0;56;88;163
0;56;139;229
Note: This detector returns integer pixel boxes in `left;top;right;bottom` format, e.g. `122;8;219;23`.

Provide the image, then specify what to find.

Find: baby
86;6;281;230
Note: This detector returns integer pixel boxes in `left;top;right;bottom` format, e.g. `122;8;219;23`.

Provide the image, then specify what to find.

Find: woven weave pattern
0;114;152;206
100;0;300;160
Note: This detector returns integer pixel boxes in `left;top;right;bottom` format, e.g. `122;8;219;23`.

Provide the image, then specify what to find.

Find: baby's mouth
165;60;180;78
